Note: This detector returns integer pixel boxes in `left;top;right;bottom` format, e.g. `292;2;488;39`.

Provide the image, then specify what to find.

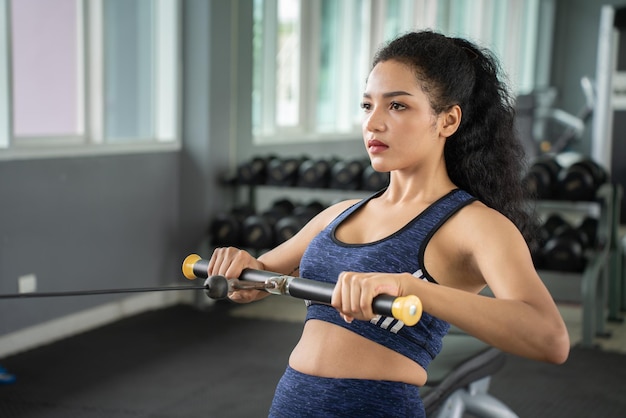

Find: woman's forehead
365;61;424;94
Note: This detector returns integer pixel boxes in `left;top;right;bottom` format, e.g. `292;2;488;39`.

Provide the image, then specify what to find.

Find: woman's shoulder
446;199;523;244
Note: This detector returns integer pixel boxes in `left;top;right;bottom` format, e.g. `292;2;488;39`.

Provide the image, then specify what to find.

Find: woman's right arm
207;199;359;303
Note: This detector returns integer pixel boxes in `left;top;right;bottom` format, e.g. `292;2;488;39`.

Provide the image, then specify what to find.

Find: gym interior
1;0;626;417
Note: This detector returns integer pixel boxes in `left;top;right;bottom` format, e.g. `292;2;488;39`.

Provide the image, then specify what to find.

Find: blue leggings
269;366;424;417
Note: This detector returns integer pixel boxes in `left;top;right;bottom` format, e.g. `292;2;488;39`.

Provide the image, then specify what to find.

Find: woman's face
361;60;446;173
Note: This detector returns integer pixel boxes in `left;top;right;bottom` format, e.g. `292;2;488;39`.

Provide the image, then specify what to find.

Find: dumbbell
533;213;568;269
274;201;326;245
297;158;335;189
556;156;608;201
274;215;304;245
330;158;368;190
541;215;587;272
523;156;561;200
537;213;568;243
266;156;306;187
577;216;599;250
361;165;390;191
208;205;255;247
241;199;295;250
237;155;277;185
293;201;325;223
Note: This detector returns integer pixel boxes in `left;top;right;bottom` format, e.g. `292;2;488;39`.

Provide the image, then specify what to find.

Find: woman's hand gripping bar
182;254;423;326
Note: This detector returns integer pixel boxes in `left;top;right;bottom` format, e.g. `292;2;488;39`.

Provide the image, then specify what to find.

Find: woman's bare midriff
288;319;428;386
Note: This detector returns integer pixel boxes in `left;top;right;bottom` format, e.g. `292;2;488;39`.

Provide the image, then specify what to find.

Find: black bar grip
286;276;334;302
286;276;401;321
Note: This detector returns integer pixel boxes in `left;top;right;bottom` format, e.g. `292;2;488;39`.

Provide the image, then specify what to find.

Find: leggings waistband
269;366;424;418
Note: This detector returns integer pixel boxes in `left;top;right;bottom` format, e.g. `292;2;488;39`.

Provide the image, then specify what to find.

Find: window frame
0;0;182;161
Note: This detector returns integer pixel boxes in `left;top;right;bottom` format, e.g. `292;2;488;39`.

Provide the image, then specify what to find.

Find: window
253;0;371;143
253;0;551;144
11;0;82;139
0;0;180;158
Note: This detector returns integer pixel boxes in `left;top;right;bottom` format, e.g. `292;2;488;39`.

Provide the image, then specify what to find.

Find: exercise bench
422;331;518;418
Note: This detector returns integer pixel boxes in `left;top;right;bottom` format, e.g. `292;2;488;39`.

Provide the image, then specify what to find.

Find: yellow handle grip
391;295;423;326
182;254;203;280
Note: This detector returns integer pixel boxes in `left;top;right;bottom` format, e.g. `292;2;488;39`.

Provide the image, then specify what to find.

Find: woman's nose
364;108;385;132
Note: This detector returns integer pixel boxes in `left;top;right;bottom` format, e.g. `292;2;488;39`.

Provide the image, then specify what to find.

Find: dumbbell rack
534;183;623;347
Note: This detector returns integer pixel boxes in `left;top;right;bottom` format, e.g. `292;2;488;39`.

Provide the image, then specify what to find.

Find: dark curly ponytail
372;31;538;248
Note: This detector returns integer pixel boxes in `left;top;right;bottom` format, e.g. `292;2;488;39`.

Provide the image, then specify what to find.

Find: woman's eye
360;102;371;111
390;101;406;110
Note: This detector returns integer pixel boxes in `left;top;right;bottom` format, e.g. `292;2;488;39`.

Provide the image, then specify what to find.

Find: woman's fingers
333;272;376;321
207;247;262;303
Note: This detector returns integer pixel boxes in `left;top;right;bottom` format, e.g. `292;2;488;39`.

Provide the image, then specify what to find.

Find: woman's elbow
543;326;570;364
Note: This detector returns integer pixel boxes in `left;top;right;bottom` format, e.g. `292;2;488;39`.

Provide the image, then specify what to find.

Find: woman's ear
440;105;462;138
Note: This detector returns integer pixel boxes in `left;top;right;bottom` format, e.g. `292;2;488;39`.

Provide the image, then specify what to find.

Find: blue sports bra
300;188;477;370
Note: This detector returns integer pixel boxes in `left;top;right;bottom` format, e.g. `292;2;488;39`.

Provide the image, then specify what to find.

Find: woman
208;30;569;417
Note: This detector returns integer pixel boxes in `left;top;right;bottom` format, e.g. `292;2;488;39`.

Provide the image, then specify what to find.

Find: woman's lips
367;139;388;153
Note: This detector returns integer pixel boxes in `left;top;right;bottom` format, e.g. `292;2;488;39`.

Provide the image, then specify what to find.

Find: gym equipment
237;155;277;185
578;216;599;250
275;201;325;245
0;252;421;330
538;214;588;272
0;283;207;299
539;77;595;154
297;158;335;189
182;254;423;326
534;213;601;273
361;165;390;191
538;213;569;244
266;156;306;187
533;213;569;270
293;201;325;222
274;215;304;245
516;77;594;160
422;331;517;418
263;199;296;223
524;153;609;201
208;205;255;247
541;76;595;153
542;229;586;273
330;158;367;190
556;156;608;201
241;199;296;250
241;214;274;250
523;156;561;199
533;183;619;347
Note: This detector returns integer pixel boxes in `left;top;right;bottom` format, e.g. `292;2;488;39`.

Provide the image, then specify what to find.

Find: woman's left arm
332;206;570;364
438;206;570;363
